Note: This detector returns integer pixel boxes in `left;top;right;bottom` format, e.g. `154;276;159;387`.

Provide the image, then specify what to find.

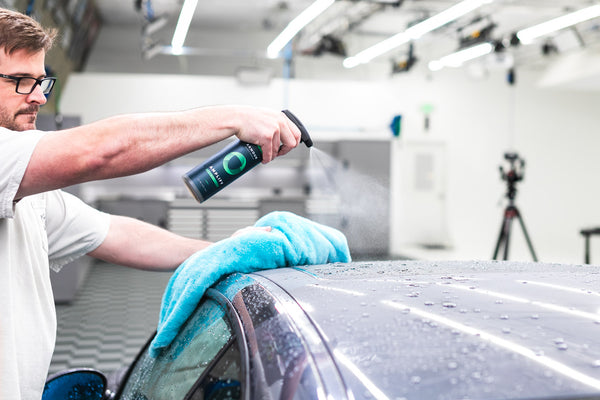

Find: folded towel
150;211;351;355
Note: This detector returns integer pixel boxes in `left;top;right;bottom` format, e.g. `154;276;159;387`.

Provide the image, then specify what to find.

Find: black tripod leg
493;214;507;260
515;209;538;262
493;210;511;260
502;215;513;261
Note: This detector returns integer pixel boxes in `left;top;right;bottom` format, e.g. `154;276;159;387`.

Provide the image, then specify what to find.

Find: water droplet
406;292;420;298
424;301;435;306
530;314;539;320
443;302;457;308
411;376;422;384
592;360;600;368
362;313;370;318
554;337;565;345
500;315;509;320
495;300;504;304
557;343;568;351
448;361;459;370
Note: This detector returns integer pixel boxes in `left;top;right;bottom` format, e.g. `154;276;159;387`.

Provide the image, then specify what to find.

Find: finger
232;225;272;237
260;135;273;163
271;126;281;159
278;117;301;157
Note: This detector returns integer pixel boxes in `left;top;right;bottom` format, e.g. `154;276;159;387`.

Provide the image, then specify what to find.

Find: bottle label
183;141;262;203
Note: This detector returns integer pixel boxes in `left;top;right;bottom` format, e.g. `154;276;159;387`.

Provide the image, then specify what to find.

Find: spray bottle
182;109;313;203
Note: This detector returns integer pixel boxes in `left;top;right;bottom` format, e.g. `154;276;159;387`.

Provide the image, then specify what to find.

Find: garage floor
48;262;172;376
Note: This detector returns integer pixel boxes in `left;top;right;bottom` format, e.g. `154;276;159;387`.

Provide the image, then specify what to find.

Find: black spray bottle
182;109;313;203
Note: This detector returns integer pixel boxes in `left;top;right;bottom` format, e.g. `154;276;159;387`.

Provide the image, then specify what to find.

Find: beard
0;104;39;131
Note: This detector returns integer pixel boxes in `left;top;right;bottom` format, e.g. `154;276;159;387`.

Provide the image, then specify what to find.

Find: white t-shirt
0;128;110;400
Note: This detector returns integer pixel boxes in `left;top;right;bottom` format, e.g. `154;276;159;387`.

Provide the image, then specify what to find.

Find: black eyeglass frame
0;73;57;95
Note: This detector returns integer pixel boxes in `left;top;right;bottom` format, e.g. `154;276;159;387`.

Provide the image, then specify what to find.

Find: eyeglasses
0;73;57;95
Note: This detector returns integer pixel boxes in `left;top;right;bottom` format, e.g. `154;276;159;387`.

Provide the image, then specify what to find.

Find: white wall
60;70;600;265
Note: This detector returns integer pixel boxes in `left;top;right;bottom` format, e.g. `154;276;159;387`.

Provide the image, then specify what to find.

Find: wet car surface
60;260;600;399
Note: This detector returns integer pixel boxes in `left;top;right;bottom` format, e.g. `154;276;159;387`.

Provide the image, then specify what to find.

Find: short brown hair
0;7;57;55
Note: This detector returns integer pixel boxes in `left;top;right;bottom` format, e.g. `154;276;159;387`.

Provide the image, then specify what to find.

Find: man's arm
87;215;212;271
16;105;301;199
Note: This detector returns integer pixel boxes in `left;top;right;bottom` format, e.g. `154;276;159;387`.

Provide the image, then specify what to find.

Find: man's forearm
17;105;300;199
88;215;212;271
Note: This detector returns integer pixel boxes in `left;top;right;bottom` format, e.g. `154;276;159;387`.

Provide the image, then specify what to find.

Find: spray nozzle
282;109;313;148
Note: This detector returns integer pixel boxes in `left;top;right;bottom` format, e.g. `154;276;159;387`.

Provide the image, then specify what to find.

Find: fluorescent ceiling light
344;0;492;68
428;42;493;71
171;0;199;55
267;0;335;59
517;5;600;45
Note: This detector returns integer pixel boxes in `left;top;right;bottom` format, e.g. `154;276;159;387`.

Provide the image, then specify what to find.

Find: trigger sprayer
182;109;313;203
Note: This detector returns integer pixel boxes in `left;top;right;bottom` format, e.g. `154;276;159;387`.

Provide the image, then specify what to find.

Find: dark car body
91;260;600;399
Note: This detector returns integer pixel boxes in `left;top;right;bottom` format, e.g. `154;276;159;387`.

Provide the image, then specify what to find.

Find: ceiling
87;0;600;82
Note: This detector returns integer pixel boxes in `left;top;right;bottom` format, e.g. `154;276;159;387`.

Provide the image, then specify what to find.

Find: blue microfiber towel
150;211;351;355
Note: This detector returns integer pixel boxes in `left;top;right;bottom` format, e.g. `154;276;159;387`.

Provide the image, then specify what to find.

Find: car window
186;339;242;400
238;284;323;400
118;298;242;400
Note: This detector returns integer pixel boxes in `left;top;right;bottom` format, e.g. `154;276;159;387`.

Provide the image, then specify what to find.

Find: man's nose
27;84;48;105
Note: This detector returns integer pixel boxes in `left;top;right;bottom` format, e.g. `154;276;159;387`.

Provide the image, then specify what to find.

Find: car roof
252;260;600;400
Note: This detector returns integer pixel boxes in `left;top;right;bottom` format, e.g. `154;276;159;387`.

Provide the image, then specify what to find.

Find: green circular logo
223;152;246;175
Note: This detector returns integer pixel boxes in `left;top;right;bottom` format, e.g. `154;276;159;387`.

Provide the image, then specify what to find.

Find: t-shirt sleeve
45;190;111;272
0;128;46;218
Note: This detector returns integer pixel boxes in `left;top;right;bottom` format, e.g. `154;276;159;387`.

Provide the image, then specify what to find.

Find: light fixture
267;0;335;59
143;15;168;37
428;42;493;71
343;0;493;68
517;5;600;45
171;0;199;55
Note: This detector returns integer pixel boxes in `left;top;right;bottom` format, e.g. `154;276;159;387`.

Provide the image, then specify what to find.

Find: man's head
0;8;57;131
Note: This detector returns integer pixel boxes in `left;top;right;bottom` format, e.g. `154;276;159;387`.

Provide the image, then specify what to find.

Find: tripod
492;153;538;262
493;198;538;261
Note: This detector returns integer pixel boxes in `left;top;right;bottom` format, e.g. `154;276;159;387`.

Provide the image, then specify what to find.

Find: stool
580;227;600;264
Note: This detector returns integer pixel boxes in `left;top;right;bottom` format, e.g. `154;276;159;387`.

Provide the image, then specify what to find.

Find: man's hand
231;225;272;237
230;107;301;163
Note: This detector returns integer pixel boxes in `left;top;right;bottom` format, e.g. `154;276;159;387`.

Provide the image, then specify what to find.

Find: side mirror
43;368;109;400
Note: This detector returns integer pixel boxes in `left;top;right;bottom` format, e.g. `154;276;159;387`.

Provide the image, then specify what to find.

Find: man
0;8;301;399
